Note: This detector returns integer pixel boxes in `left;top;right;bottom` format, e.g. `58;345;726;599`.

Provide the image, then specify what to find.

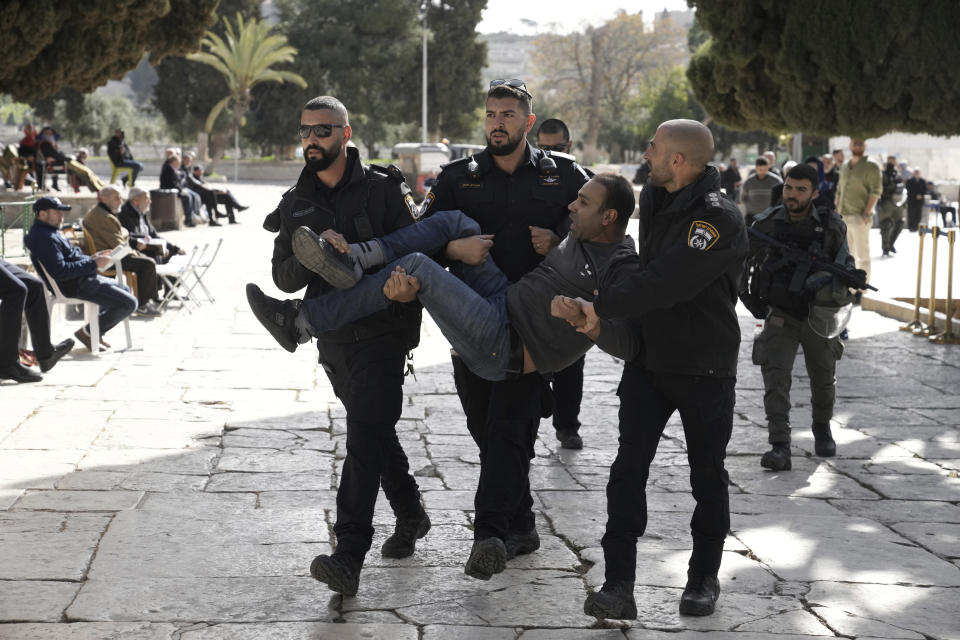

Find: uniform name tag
292;206;313;218
459;182;481;189
688;220;720;250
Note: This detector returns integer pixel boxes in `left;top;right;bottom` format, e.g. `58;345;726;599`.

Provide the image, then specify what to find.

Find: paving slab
0;582;81;623
735;514;960;586
808;581;960;639
0;622;179;639
0;512;111;580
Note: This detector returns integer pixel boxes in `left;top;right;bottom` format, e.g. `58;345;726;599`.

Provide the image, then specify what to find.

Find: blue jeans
301;210;516;380
75;275;138;336
115;159;143;184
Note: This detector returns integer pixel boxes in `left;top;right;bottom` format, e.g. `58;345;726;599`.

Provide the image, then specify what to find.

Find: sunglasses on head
539;143;569;153
298;123;346;139
490;78;532;99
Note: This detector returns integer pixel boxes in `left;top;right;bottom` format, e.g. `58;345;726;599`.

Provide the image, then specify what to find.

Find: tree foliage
423;0;487;141
687;0;960;137
189;14;306;134
244;0;487;157
0;0;220;102
531;10;686;163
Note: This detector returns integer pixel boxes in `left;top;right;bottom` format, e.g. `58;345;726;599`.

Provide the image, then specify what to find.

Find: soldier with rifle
740;164;871;471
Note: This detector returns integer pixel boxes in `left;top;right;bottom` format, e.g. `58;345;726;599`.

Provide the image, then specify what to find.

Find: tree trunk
581;27;604;165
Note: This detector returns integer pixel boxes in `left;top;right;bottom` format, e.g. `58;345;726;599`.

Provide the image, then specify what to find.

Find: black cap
33;196;72;213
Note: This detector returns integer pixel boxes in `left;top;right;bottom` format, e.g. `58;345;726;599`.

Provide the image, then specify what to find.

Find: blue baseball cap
33;196;72;213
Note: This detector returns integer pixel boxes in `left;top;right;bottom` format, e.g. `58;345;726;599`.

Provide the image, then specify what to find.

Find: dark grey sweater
506;233;639;373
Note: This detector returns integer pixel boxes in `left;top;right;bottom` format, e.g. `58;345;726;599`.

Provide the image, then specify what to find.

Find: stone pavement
1;182;958;639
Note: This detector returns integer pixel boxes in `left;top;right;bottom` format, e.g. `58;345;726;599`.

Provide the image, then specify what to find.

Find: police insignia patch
416;190;436;221
687;220;719;250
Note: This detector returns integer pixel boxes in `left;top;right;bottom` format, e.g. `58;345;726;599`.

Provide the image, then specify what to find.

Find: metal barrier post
932;229;959;344
901;224;927;332
915;227;940;336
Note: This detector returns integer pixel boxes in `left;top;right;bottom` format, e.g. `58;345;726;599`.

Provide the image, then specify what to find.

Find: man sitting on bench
247;173;639;381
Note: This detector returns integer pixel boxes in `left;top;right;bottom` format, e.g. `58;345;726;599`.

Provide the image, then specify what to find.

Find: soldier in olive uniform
877;155;905;257
741;164;858;471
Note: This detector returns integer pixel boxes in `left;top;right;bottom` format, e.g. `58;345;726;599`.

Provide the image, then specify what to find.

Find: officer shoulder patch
704;191;724;210
688;220;720;250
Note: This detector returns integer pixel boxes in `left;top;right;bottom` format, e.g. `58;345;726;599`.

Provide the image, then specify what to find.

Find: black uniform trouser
603;365;735;583
551;355;584;434
906;202;923;231
319;333;422;562
0;260;53;365
119;254;159;306
452;354;544;540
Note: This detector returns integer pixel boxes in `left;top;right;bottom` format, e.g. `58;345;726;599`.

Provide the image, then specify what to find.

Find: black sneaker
812;422;836;457
245;283;303;353
464;537;507;580
679;571;720;616
309;553;361;596
37;338;75;373
584;580;637;620
556;429;583;450
760;443;791;471
292;226;361;288
505;528;541;560
0;362;42;383
381;509;431;559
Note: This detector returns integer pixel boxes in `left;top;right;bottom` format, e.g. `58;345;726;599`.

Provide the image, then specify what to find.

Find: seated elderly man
185;158;248;224
119;187;184;264
83;186;163;316
25;196;137;351
159;150;202;227
1;257;75;383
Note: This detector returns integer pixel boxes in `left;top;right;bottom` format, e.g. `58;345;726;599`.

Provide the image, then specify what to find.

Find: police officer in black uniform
249;96;428;597
576;120;747;619
421;80;590;579
535;117;592;450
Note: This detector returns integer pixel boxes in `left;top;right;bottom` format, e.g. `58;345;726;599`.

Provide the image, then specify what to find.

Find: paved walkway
1;182;958;639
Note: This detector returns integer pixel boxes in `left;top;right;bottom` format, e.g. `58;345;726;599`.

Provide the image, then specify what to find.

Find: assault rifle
747;226;877;292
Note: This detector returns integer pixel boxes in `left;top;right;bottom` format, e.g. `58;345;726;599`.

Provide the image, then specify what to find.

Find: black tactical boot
760;443;792;471
245;283;303;353
309;552;361;596
812;422;837;457
556;428;583;450
381;509;431;559
464;537;507;580
505;527;541;560
583;580;637;620
679;571;720;616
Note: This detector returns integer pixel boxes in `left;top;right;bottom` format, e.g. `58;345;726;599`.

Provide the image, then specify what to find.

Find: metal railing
0;197;36;257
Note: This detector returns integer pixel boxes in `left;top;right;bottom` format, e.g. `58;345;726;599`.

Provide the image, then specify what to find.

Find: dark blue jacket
24;219;98;297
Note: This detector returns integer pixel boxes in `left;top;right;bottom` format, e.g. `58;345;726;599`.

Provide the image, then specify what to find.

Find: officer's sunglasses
539;143;569;153
298;123;347;139
490;78;532;99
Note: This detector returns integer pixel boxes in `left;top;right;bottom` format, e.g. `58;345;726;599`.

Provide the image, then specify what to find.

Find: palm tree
188;13;307;173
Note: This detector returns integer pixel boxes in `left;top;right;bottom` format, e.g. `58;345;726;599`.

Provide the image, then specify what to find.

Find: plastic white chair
184;237;222;303
155;245;202;311
36;258;133;353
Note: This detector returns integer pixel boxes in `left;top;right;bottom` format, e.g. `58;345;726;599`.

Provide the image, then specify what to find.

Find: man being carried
247;173;638;390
